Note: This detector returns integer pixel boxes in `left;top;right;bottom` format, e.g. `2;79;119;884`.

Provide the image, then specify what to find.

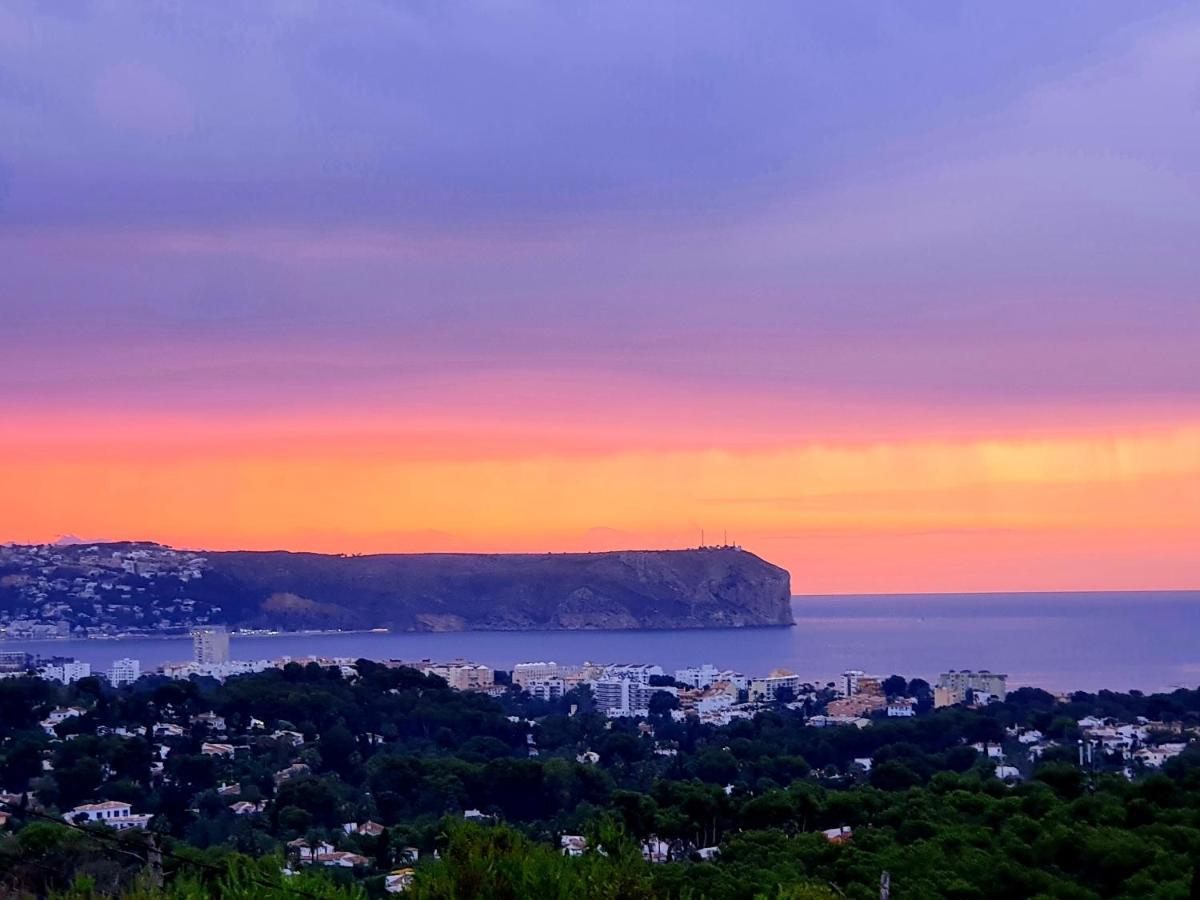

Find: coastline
0;619;798;645
4;591;1196;695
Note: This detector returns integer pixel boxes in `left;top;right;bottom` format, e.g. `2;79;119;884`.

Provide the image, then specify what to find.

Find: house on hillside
560;835;587;857
385;868;415;893
64;801;151;830
274;763;310;786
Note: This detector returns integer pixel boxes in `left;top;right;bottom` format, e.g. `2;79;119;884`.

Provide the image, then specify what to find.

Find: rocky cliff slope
205;547;793;631
0;543;793;633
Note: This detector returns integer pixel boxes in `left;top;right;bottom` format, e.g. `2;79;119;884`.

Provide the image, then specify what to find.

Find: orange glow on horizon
3;413;1198;594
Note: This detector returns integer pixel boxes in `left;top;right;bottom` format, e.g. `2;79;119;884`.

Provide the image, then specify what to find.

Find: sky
2;1;1198;593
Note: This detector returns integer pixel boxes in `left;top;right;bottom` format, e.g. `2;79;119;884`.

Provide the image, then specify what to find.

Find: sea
6;591;1199;694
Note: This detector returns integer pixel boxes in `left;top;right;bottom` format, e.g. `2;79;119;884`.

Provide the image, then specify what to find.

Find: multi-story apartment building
525;678;566;701
590;679;633;714
827;694;885;717
512;661;584;688
590;678;676;717
600;663;664;684
39;660;92;683
424;661;494;691
675;664;720;688
0;651;30;673
748;671;803;702
107;657;141;686
841;670;885;697
933;670;1007;707
193;627;230;665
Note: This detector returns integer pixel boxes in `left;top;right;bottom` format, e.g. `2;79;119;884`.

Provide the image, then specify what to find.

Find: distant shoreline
8;589;1200;646
0;627;388;645
1;591;1196;693
1;620;798;646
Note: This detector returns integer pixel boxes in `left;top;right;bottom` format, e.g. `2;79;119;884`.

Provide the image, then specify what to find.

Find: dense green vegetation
2;662;1200;898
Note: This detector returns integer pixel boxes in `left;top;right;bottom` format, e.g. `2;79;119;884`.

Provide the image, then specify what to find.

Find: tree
649;691;681;717
870;760;923;791
318;724;357;775
275;776;344;828
611;790;658;840
54;756;104;808
693;749;739;784
1;738;45;789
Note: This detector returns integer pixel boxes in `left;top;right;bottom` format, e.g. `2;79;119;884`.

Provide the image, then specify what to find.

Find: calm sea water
7;592;1199;693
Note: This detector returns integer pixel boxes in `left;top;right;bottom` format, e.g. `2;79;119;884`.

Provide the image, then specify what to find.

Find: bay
6;591;1199;694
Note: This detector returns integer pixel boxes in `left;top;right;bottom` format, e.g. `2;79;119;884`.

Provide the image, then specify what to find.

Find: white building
673;665;749;692
592;679;636;715
590;679;675;717
933;670;1007;707
64;801;151;830
193;627;230;665
192;711;227;732
42;706;87;735
717;670;751;692
695;685;738;715
971;742;1005;760
748;672;802;702
46;707;86;725
840;670;866;697
886;698;916;717
39;660;92;684
525;678;566;701
385;869;416;893
807;714;870;729
675;664;720;689
287;839;336;863
107;657;141;686
1028;741;1058;760
600;663;663;684
560;835;587;857
160;659;272;681
1135;743;1188;768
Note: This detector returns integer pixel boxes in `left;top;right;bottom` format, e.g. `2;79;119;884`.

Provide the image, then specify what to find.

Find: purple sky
3;3;1200;591
2;1;1198;421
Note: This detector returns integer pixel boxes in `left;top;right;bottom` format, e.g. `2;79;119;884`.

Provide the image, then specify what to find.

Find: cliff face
205;547;793;631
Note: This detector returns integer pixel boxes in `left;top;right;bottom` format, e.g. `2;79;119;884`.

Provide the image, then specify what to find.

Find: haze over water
13;592;1199;695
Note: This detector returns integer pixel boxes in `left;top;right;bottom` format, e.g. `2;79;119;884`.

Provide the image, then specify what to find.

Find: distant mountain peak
53;534;95;546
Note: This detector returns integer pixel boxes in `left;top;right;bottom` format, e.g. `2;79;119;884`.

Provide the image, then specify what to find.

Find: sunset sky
2;2;1198;592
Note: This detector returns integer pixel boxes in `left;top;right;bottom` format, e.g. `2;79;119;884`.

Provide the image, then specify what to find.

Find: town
0;543;213;638
2;623;1199;898
5;625;1006;724
5;630;1197;808
4;631;1192;780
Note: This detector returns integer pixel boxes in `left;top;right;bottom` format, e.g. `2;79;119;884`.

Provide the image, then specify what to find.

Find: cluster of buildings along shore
2;626;1009;723
0;543;213;638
